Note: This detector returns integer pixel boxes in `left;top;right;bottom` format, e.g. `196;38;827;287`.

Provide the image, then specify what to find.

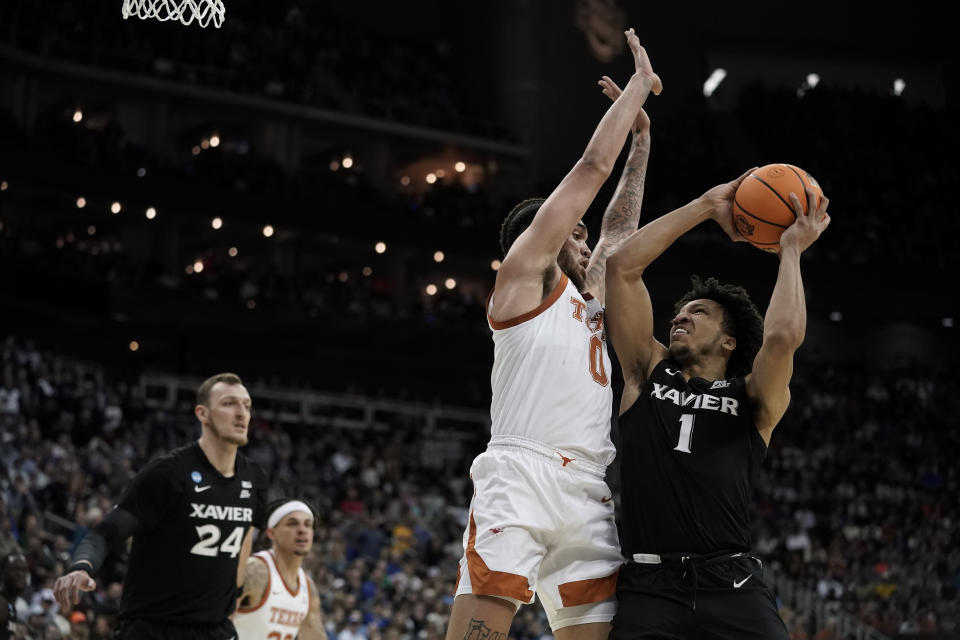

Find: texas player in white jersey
446;30;661;640
234;500;326;640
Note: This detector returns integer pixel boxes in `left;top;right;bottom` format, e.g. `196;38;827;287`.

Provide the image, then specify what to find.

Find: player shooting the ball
604;176;830;639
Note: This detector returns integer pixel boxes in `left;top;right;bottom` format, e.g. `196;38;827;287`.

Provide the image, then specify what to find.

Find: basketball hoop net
122;0;226;28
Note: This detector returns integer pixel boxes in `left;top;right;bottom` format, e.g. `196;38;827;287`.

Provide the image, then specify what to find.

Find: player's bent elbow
575;155;614;181
606;249;646;281
762;329;804;353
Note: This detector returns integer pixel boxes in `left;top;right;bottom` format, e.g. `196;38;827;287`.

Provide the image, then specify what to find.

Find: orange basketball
733;164;823;253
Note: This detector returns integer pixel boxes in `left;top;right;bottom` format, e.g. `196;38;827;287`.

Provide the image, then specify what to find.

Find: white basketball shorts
454;437;623;630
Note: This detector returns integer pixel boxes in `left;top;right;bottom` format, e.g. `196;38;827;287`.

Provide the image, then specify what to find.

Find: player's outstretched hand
54;570;97;610
598;75;650;135
624;28;662;95
780;187;831;253
702;168;757;242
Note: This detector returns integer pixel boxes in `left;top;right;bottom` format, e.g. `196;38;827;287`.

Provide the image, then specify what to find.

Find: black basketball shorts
609;556;789;640
114;618;237;640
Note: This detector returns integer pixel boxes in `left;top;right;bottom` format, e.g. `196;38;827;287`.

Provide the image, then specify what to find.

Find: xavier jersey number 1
116;442;268;624
487;274;615;467
618;359;767;556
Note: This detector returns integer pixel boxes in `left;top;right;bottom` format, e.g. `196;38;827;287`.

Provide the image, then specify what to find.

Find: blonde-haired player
446;29;660;640
234;499;326;640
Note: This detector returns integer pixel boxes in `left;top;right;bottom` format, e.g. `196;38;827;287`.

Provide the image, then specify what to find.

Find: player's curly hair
673;276;764;378
499;198;545;257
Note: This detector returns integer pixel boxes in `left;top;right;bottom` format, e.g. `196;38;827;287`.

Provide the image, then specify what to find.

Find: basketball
733;164;824;252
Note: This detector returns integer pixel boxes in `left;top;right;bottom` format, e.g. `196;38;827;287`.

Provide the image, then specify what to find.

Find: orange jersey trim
237;555;271;613
269;550;301;597
465;513;533;601
487;274;569;330
557;570;618;607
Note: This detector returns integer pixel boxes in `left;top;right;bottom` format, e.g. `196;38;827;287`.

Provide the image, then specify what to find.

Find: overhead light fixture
702;68;727;98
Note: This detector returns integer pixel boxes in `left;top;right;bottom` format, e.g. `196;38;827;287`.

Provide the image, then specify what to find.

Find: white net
122;0;226;29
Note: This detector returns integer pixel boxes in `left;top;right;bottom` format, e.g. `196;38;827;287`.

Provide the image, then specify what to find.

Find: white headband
267;501;313;529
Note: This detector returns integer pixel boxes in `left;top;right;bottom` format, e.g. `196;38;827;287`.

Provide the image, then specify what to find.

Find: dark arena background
0;1;957;639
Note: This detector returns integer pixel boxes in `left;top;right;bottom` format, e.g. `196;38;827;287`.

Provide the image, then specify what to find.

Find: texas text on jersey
118;442;268;624
618;359;767;556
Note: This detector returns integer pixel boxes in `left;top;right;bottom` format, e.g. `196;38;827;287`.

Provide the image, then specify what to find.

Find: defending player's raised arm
747;187;830;444
235;555;269;612
298;575;328;640
582;78;651;305
497;30;659;293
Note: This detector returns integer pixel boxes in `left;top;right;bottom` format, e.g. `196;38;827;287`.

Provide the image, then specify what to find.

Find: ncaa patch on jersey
191;471;202;483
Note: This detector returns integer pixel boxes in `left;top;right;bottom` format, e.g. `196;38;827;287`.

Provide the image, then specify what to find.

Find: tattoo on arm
463;618;507;640
239;557;268;608
584;137;650;298
600;164;647;242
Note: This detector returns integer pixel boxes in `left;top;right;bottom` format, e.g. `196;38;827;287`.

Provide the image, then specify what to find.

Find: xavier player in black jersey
53;373;269;640
604;175;830;638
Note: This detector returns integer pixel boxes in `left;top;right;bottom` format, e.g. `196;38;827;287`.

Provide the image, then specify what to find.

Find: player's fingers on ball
789;192;805;215
735;167;757;186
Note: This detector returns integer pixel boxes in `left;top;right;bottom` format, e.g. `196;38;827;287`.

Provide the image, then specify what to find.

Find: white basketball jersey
487;274;615;467
234;550;310;640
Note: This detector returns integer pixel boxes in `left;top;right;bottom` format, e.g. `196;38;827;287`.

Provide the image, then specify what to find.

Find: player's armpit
298;575;327;640
237;556;269;610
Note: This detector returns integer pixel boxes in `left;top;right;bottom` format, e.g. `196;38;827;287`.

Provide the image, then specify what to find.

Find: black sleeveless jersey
618;359;767;556
116;442;268;624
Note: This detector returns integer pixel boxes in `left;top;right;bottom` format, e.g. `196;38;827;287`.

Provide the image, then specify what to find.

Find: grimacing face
198;382;252;446
268;510;314;557
667;298;735;367
557;223;591;292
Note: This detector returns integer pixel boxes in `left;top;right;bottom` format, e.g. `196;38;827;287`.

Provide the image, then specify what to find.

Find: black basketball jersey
619;359;767;556
117;442;268;624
